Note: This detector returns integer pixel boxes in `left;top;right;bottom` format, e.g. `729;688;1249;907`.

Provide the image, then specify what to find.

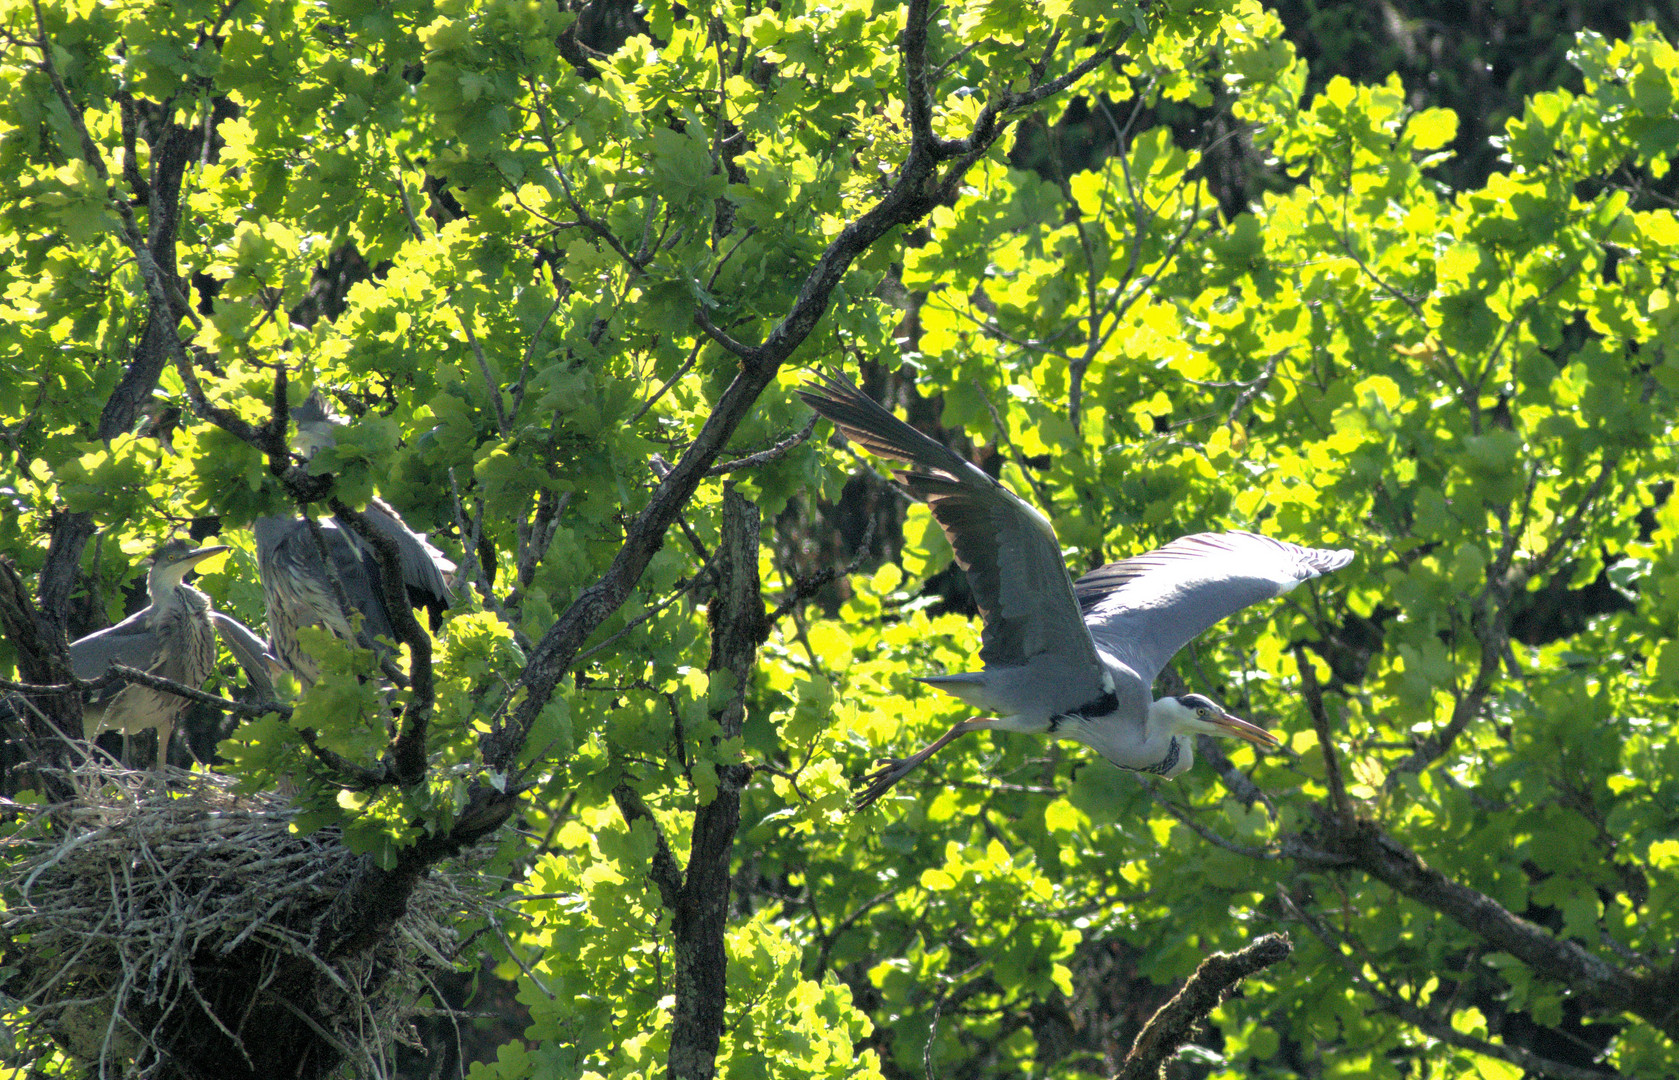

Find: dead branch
1115;933;1293;1080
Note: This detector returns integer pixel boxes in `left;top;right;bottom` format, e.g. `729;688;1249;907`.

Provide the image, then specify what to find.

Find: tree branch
704;415;817;477
1293;647;1354;823
20;12;209;685
1281;891;1616;1080
665;488;764;1080
1311;815;1678;1038
483;0;1109;774
1115;933;1293;1080
327;498;434;788
105;664;282;719
611;782;685;910
0;557;80;795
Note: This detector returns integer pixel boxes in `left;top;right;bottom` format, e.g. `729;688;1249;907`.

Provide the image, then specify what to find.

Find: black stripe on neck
1132;736;1179;776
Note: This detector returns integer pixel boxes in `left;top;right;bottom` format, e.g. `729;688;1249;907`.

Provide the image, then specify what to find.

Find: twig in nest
0;764;488;1079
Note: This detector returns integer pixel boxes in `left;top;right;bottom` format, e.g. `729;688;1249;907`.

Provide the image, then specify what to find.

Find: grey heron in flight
255;391;455;684
796;372;1353;809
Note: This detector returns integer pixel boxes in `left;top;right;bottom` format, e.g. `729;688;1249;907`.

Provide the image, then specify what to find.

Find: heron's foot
852;718;991;811
853;758;915;811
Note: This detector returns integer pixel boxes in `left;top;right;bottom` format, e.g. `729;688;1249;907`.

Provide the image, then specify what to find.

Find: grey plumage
1076;531;1356;690
797;371;1354;808
208;609;283;702
255;515;393;683
75;541;228;767
797;371;1102;692
255;391;455;684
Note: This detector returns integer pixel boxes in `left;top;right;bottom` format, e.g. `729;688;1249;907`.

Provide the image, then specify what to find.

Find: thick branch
1283;892;1616;1080
900;0;937;147
666;489;763;1080
1115;933;1293;1080
612;782;685;909
1195;738;1679;1039
315;782;520;958
23;16;205;664
1315;817;1677;1038
0;558;78;793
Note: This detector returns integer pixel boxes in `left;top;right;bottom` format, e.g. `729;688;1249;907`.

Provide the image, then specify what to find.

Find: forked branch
485;0;1121;772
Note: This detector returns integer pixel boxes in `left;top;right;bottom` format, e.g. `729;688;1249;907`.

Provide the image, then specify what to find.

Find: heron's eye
1196;706;1209;717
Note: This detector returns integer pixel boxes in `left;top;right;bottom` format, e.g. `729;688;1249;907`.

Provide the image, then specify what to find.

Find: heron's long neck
176;583;212;615
1141;696;1185;755
1064;695;1180;773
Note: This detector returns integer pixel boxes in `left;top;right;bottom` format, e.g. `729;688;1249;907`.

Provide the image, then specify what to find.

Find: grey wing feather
209;611;280;700
797;372;1104;688
67;609;160;678
1078;531;1353;683
338;529;399;646
256;516;393;651
68;609;162;710
307;518;400;647
356;498;455;617
288;393;454;619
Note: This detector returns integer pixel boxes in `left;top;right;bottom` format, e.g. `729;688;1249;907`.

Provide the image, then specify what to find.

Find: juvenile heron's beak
1207;709;1281;750
182;544;230;568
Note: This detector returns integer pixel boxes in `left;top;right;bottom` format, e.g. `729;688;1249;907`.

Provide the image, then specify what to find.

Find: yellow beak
1206;709;1281;750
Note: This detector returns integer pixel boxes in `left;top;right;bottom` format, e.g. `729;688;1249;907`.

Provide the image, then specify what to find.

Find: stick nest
1;765;487;1079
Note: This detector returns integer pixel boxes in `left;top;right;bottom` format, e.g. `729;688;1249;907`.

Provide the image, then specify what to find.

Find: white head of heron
289;390;344;458
1130;692;1281;778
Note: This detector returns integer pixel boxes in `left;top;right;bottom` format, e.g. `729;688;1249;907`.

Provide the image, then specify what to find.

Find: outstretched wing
356;498;455;629
254;515;397;651
67;608;161;680
210;611;281;700
1077;531;1353;684
798;372;1104;690
290;392;455;628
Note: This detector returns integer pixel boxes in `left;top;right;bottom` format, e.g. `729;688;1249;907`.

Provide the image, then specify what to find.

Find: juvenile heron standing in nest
75;540;229;768
797;371;1354;808
255;391;455;684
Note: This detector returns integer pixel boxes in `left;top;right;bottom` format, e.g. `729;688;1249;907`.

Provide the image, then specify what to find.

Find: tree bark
1115;933;1293;1080
1287;650;1679;1040
1315;815;1679;1038
667;488;764;1080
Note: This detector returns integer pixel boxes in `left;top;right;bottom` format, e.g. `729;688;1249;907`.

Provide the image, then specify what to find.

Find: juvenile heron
255;392;455;684
75;540;229;768
255;515;395;684
797;372;1353;808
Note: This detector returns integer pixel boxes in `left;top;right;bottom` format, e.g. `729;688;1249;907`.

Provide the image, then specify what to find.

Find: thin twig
460;318;510;436
574;565;717;666
629;341;703;426
705;415;817;476
1293;647;1354;823
1281;890;1613;1080
3;665;286;720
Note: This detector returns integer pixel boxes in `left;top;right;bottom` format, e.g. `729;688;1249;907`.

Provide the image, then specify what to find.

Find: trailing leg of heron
855;717;1001;810
800;372;1351;804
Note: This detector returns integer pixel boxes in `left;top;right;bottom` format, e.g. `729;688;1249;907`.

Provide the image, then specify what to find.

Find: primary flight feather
797;371;1353;808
